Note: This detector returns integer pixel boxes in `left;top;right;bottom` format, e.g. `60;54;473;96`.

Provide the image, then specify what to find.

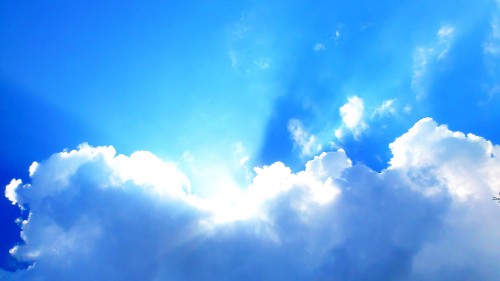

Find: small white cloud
334;128;343;139
5;179;22;205
338;96;367;138
339;96;364;129
254;58;270;69
288;119;322;157
372;99;396;118
313;43;326;52
437;25;455;39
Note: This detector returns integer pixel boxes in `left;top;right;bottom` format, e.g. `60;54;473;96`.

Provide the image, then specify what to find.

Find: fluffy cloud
336;96;367;139
2;118;500;280
483;1;500;56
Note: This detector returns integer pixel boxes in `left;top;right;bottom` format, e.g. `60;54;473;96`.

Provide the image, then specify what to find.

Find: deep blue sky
1;0;500;278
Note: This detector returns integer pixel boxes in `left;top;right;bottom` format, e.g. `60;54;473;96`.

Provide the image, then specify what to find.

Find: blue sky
1;0;500;279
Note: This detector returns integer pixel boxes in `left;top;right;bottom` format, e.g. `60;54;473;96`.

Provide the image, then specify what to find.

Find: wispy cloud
288;118;322;157
483;2;500;56
226;11;273;73
372;99;397;118
412;25;456;99
437;25;455;60
412;46;433;99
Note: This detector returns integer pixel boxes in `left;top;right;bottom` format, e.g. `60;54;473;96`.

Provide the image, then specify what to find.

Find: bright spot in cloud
372;99;396;118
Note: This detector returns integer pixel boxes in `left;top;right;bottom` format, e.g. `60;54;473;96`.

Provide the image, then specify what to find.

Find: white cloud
333;24;343;44
412;46;433;99
2;118;500;280
338;96;367;138
372;99;396;118
288;118;322;157
483;3;500;56
437;25;455;60
388;118;500;279
5;179;22;205
437;26;454;38
412;25;456;99
313;43;326;52
339;96;364;128
28;162;38;177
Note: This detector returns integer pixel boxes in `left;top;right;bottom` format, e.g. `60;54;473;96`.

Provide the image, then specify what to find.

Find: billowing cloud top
2;118;500;281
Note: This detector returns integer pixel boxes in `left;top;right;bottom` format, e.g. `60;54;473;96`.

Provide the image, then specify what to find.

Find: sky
1;0;500;280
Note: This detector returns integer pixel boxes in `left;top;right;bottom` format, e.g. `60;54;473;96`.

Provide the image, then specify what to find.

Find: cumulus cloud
412;46;432;99
483;2;500;56
333;24;343;45
390;117;499;200
2;118;500;280
337;96;367;139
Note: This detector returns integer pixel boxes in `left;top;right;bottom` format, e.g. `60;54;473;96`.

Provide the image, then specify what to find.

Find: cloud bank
2;118;500;281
